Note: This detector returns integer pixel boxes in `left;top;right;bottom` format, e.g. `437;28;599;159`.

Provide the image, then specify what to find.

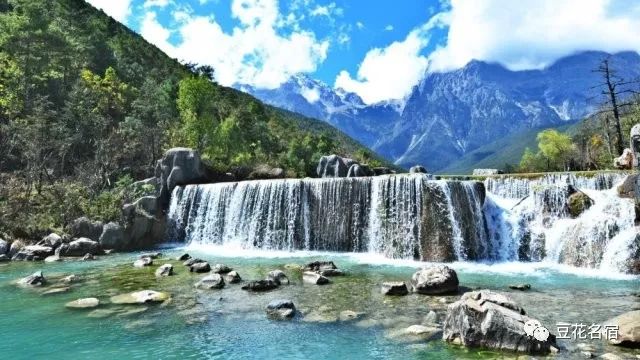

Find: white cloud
143;0;170;9
429;0;640;72
85;0;132;23
384;25;394;31
356;21;364;30
310;2;343;18
335;14;447;104
140;0;329;89
300;87;320;103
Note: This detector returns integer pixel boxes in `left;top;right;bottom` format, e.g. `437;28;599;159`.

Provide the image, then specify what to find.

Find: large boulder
614;148;634;169
602;310;640;348
195;273;225;289
381;281;409;296
155;264;173;277
443;290;556;354
247;164;285;180
617;174;638;199
0;238;8;255
347;164;373;177
8;240;25;258
266;299;296;320
410;165;428;174
566;191;593;218
60;238;101;257
267;270;290;285
99;222;127;250
411;265;459;295
189;261;211;273
317;155;350;178
12;245;54;261
38;233;62;248
122;196;165;250
303;261;343;276
68;217;104;241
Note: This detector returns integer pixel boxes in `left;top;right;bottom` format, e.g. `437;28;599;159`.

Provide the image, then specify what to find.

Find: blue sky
86;0;640;104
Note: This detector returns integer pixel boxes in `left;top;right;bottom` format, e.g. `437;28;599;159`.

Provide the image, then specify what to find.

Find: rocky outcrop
134;256;153;268
443;290;556;354
410;165;428;174
614;148;634;169
59;238;101;257
99;222;126;250
411;265;459;295
317;155;349;178
0;238;8;255
602;310;640;348
122;196;165;250
266;299;296;320
247;164;285;180
347;164;373;177
303;261;343;276
12;245;54;261
8;240;24;258
38;233;62;248
68;217;104;241
381;281;409;296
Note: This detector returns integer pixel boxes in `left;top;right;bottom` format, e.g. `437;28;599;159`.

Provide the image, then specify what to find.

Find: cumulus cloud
429;0;640;71
335;14;447;104
140;0;329;89
85;0;132;23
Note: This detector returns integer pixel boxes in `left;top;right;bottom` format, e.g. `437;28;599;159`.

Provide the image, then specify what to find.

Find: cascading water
167;175;490;261
167;172;638;273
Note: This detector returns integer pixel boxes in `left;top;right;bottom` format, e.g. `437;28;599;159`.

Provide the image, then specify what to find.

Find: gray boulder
347;164;373;177
410;165;428;174
68;217;104;241
266;299;296;320
617;174;638;199
411;265;459;295
133;256;153;268
241;280;278;292
155;264;173;277
60;238;101;257
0;254;9;262
18;271;46;287
304;261;339;275
614;148;634;169
183;258;205;266
303;271;330;285
122;196;165;250
211;264;232;274
224;271;242;284
602;310;640;348
8;240;25;258
443;290;556;354
248;164;286;180
38;233;62;248
99;222;127;250
189;262;211;273
176;253;191;261
381;281;409;296
195;273;225;289
267;270;290;285
12;245;54;261
317;155;349;178
0;238;8;254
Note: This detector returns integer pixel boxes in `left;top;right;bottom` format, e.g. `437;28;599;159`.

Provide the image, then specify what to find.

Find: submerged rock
339;310;364;322
267;270;289;285
176;253;191;261
42;287;70;296
65;298;100;309
155;264;173;277
405;325;441;337
508;284;531;291
211;264;232;274
601;310;640;348
241;280;278;292
195;273;225;289
224;271;241;284
381;282;409;296
82;253;95;261
189;262;211;273
62;274;78;284
110;290;170;304
266;299;296;320
303;271;330;285
443;290;555;354
18;271;46;287
411;265;459;295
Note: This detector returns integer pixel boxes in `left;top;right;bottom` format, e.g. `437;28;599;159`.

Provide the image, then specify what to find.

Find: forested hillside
0;0;382;239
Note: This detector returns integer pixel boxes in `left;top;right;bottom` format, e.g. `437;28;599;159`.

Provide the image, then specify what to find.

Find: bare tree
592;57;638;155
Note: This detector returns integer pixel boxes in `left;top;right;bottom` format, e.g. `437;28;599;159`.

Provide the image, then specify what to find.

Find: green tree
176;75;218;152
536;129;576;171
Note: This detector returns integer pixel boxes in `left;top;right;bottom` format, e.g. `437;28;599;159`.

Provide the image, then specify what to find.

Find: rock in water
133;256;153;268
140;252;162;259
65;298;100;309
410;265;459;295
443;290;556;354
44;255;61;263
381;282;409;296
0;238;8;255
508;284;531;291
567;191;593;218
17;271;46;287
0;254;9;262
183;258;204;266
195;273;225;289
211;264;232;274
110;290;170;304
304;261;343;276
266;299;296;320
190;262;211;273
303;272;330;285
241;280;278;292
176;253;191;261
98;222;127;250
12;245;54;261
267;270;289;285
409;165;428;174
82;253;95;261
155;264;173;277
601;310;640;348
8;240;24;258
224;271;242;284
60;238;101;257
39;233;62;248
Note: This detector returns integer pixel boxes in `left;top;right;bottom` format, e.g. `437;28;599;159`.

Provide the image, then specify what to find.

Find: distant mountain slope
243;51;640;172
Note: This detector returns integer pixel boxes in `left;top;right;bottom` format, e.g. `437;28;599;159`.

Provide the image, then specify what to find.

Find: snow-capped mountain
240;51;640;171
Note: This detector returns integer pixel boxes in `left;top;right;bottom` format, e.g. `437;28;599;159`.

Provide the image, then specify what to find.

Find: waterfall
167;175;490;261
166;171;637;273
484;172;638;272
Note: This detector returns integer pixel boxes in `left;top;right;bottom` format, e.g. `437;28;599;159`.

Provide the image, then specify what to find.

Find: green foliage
536;129;576;170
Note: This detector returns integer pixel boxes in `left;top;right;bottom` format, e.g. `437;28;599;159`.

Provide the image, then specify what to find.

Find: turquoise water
1;247;638;360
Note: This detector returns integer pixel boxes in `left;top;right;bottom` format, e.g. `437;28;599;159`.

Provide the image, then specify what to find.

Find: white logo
524;319;550;342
